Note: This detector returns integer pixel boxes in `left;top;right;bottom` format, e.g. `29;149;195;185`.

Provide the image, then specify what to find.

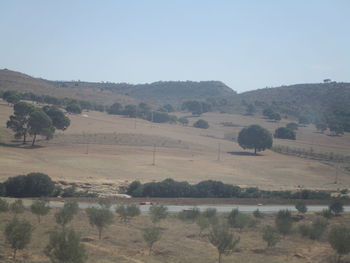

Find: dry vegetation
0;205;348;263
1;100;350;194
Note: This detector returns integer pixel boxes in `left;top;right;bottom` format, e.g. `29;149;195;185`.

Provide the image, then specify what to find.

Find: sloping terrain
1;99;349;191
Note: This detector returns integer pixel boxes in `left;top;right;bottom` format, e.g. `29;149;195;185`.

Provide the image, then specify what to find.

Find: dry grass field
0;99;349;193
0;206;347;263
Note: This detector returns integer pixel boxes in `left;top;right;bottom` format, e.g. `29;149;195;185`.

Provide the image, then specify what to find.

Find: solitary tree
149;205;168;224
30;200;51;223
45;228;87;263
7;101;36;144
329;225;350;263
238;125;273;154
28;109;55;146
86;207;114;240
275;209;293;236
209;223;240;263
143;226;162;255
262;225;280;248
5;219;33;260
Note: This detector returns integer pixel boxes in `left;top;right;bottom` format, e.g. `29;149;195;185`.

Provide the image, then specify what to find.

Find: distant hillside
48;80;236;106
0;69;236;107
235;82;350;131
0;69;137;106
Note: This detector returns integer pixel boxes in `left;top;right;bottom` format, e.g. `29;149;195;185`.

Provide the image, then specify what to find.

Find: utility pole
152;144;156;166
217;143;221;161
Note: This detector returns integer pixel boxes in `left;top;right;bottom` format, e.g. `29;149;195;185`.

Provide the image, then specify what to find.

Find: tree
329;123;344;136
43;106;70;131
329;225;350;263
196;215;210;235
238;125;273;154
208;223;240;263
227;209;255;231
107;102;123;115
178;117;189;126
0;198;9;213
299;217;328;240
115;204;141;223
5;219;32;260
253;209;264;219
28;109;55;146
3;90;20;104
123;104;137;117
86;207;114;240
295;201;307;214
6;102;36;144
10;200;25;217
193;119;209;129
274;127;296;140
329;200;344;216
275;210;293;236
66;103;82;114
298;115;310;125
30;200;51;223
143;226;162;255
55;201;79;228
149;205;168;223
4;172;55;197
286;122;298;131
262;226;280;248
45;228;87;263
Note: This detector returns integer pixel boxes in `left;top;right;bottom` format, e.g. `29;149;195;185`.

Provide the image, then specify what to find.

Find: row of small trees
1;199;349;262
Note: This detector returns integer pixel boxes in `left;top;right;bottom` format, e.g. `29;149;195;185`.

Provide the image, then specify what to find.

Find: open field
0;100;350;193
0;205;348;263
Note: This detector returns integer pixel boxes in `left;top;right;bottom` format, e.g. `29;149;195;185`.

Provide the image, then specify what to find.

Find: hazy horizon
1;0;349;92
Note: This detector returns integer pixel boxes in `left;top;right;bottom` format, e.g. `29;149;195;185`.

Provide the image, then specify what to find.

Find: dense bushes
4;173;55;197
274;127;296;140
193;119;209;129
126;178;332;199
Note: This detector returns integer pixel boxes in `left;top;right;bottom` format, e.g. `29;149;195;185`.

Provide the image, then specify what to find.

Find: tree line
126;178;333;200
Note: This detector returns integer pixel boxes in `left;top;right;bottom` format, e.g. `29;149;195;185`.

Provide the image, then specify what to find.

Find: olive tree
5;219;33;260
238;125;273;154
275;209;293;236
149;205;168;224
209;223;240;263
30;200;51;223
28;109;55;146
262;226;280;248
55;201;79;228
115;204;141;223
143;226;162;255
0;198;9;213
10;199;25;217
329;225;350;263
45;228;87;263
86;207;114;240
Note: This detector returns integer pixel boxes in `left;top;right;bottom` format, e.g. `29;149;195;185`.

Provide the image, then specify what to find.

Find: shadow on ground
228;151;262;156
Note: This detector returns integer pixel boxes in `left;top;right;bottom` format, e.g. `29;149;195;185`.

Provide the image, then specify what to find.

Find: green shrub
149;205;168;224
178;208;200;222
30;200;51;223
193;119;209;129
86;207;114;239
143;226;162;255
275;210;293;235
329;225;350;263
253;209;264;219
329;200;344;216
262;226;280;248
295;201;307;214
321;208;333;219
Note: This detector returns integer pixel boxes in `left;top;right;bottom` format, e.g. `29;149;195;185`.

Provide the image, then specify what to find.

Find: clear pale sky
1;0;349;93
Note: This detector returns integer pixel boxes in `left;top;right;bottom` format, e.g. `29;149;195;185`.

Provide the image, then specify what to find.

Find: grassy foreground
0;205;347;263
